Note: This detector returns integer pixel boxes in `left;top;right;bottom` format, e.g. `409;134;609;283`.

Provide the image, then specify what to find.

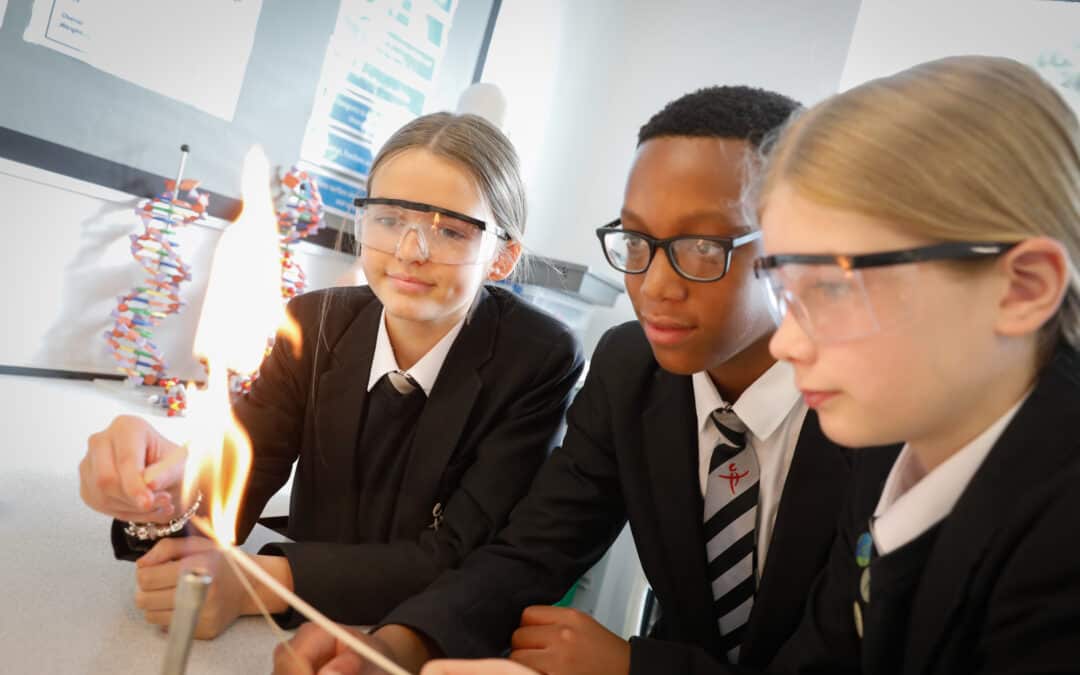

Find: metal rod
161;569;211;675
173;144;190;197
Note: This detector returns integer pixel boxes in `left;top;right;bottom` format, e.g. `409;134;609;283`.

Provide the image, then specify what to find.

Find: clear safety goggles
353;197;509;265
754;241;1017;343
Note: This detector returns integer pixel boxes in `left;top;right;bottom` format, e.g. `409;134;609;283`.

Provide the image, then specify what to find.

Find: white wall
840;0;1080;112
483;0;862;355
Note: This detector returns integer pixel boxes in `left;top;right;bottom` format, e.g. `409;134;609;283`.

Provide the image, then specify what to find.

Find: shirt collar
367;309;465;396
692;360;802;441
872;391;1030;553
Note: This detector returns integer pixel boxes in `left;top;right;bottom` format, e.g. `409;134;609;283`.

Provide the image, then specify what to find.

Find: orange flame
183;146;302;545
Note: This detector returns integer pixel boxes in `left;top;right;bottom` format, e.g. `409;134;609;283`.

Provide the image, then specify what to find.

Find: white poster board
23;0;263;121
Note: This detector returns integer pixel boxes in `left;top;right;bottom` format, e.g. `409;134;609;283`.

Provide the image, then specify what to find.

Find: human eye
435;217;478;242
691;239;725;256
367;207;404;228
809;279;852;299
438;226;468;241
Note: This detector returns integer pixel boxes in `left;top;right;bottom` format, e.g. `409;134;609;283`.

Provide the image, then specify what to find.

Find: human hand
272;622;396;675
421;660;539;675
509;606;630;675
134;536;289;639
80;415;188;523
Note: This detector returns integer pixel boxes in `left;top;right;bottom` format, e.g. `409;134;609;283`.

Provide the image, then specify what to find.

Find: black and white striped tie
704;407;759;663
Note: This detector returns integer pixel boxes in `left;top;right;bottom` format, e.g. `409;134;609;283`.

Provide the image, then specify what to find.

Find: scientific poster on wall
840;0;1079;112
299;0;460;217
23;0;262;121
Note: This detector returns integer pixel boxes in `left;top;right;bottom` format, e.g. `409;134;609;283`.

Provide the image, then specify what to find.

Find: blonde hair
755;55;1080;351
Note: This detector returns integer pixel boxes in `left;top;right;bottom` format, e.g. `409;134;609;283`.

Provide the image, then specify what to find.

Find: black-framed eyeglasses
753;241;1019;344
353;197;510;241
595;219;762;282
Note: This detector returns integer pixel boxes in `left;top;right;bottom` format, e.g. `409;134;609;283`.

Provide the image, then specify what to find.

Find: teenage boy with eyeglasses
273;85;899;675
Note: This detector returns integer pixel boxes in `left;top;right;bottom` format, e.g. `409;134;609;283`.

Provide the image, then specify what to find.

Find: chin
649;346;709;376
816;409;898;449
376;289;432;316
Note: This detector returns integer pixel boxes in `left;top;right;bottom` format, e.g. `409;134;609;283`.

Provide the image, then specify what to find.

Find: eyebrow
620;206;751;235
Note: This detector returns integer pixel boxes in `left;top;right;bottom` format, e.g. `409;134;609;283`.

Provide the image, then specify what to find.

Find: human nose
395;224;429;263
638;247;687;302
769;300;817;366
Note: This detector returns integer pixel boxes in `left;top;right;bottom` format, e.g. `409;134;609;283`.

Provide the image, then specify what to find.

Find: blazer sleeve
378;328;635;656
264;327;585;627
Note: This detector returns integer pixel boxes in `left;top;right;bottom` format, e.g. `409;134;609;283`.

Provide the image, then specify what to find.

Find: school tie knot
710;407;748;469
385;370;422;395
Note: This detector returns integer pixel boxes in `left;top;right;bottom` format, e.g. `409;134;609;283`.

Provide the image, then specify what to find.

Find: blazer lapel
313;298;382;542
741;411;852;667
639;369;718;650
391;287;496;535
905;352;1080;673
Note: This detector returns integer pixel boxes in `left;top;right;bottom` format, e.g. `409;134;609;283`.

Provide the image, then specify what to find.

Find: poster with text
299;0;459;217
24;0;262;121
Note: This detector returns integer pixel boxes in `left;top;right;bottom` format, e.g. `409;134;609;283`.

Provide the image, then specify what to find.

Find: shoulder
287;285;378;317
591;320;655;369
1005;457;1080;549
482;285;581;358
987;458;1080;611
581;320;666;394
285;286;380;347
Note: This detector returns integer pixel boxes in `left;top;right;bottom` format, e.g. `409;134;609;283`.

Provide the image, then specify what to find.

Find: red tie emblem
719;461;750;494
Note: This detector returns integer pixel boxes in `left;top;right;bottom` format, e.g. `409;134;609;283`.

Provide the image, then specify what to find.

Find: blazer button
429;502;444;531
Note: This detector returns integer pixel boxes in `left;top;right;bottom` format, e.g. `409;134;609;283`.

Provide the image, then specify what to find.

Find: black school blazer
114;284;583;625
383;321;876;669
766;346;1080;675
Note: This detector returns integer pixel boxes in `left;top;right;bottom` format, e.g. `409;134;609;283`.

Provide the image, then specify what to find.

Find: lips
386;271;436;291
641;315;696;347
800;390;838;409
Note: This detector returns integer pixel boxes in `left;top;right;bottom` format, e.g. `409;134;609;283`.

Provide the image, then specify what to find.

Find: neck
909;348;1040;473
384;309;465;371
706;334;777;402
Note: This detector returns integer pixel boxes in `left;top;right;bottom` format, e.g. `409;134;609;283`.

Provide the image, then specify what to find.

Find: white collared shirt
871;393;1029;555
693;361;809;576
366;310;465;396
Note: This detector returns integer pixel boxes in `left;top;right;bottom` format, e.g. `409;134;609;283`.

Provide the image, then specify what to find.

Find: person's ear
995;237;1070;338
488;240;523;281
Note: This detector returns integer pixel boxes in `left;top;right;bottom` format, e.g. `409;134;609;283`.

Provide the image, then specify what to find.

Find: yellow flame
182;146;302;545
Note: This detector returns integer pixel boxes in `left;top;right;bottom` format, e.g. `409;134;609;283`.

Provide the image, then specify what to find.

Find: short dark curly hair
638;85;802;148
